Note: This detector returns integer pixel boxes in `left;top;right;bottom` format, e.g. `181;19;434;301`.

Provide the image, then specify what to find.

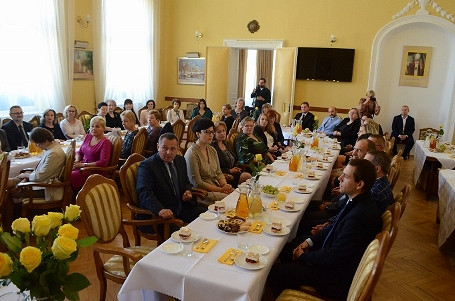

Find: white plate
199;212;217;220
305;175;321;181
249;244;270;255
160;242;183;254
234;253;268;270
289;197;306;204
278;202;301;212
293;187;313;194
263;225;291;236
266;217;291;227
208;204;226;213
171;231;201;243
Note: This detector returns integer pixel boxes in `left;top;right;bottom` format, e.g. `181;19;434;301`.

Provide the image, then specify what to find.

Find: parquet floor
70;156;455;301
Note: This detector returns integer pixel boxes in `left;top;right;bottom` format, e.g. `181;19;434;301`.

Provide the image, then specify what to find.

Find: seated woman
231;98;249;122
211;121;251;187
144;109;173;156
236;116;274;165
167;99;185;123
261;103;272;116
119;110;139;162
254;113;280;157
106;99;123;130
71;116;112;191
184;118;234;205
123;99;140;126
266;110;290;153
60;105;86;139
221;104;235;133
8;127;66;201
139;99;156;126
191;98;213;119
331;108;361;153
39;109;66;140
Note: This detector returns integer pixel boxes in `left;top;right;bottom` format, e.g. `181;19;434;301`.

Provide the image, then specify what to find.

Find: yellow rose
20;246;42;273
314;116;319;121
48;212;64;229
64;205;81;222
0;253;13;277
255;154;263;162
11;218;31;234
58;224;79;240
52;236;77;260
32;215;52;237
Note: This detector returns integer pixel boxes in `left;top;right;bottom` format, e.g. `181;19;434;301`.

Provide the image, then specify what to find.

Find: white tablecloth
438;170;455;248
413;140;455;185
118;145;339;301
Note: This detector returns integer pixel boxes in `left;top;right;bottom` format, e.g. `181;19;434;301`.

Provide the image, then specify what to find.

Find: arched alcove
369;14;455;143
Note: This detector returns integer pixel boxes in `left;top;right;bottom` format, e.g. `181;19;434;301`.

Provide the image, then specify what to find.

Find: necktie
18;125;28;147
168;162;180;197
322;200;351;248
300;114;305;121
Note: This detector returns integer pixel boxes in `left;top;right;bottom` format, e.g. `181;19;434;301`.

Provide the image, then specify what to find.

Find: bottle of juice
249;186;263;218
289;152;300;172
311;137;319;148
235;186;249;220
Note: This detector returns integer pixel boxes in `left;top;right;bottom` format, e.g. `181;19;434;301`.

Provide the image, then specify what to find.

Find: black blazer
0;129;11;152
294;112;315;130
211;141;237;173
253;125;278;147
332;118;361;147
391;115;415;138
137;154;193;217
2;120;33;150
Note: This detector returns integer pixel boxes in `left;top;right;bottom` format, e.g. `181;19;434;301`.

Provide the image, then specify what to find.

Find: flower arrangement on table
249;153;266;177
439;124;444;137
0;205;97;300
312;116;319;131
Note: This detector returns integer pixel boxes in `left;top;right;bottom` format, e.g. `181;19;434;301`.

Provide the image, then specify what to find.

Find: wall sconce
330;34;337;46
195;31;203;39
77;14;91;28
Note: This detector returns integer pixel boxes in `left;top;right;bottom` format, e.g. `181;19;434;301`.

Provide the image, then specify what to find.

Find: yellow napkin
249;221;266;233
275;170;287;176
217;248;241;265
193;239;217;253
267;202;279;210
226;209;236;218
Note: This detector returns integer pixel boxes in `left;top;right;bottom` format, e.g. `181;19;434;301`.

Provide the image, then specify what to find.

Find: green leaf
1;233;22;253
63;273;90;292
77;236;98;247
63;289;80;301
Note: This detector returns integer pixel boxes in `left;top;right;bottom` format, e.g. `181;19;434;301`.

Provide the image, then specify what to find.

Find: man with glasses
2;106;34;150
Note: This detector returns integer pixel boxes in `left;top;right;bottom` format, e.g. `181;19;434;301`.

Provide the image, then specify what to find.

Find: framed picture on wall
399;46;432;88
73;50;94;80
178;57;205;85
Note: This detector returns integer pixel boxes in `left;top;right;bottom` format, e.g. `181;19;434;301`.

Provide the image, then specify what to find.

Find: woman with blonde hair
60;105;86;139
236;116;274;165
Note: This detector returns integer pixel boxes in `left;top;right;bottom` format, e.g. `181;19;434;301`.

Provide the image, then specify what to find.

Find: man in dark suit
391;105;415;159
268;159;382;299
137;133;205;228
293;101;315;130
2;106;33;150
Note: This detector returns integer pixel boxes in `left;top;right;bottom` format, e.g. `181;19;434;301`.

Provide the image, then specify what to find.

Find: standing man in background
251;77;271;117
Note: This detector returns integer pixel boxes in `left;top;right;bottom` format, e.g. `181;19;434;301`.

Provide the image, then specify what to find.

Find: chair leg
99;276;107;301
94;251;107;301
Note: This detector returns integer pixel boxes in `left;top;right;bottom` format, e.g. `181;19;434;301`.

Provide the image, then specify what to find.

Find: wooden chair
394;184;411;219
172;119;186;145
182;115;201;154
161;105;173;121
419;127;438;140
19;140;76;218
80;135;123;179
186;103;198;120
78;110;93;130
382;202;401;254
1;118;11;126
130;127;148;156
77;174;163;301
387;166;399;190
119;154;185;245
227;131;239;151
277;231;390;301
385;136;395;156
0;154;12;230
28;115;41;128
230;116;241;135
56;112;64;123
114;107;123;114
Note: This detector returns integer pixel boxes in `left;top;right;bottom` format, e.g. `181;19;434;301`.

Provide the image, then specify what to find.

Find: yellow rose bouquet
0;205;97;300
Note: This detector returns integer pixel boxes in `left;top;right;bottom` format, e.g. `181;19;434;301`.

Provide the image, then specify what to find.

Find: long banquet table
438;170;455;249
414;140;455;185
118;139;340;301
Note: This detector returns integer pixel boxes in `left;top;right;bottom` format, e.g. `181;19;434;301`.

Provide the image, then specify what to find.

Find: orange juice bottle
235;188;249;220
289;153;300;172
311;137;319;148
28;140;37;155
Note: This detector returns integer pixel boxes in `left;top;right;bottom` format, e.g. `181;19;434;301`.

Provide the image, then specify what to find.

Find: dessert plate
288;197;306;204
234;253;268;270
278;203;301;212
171;231;201;243
160;242;183;254
266;217;291;227
293;187;312;194
305;175;321;181
249;244;269;255
208;204;226;213
263;225;290;236
199;212;217;220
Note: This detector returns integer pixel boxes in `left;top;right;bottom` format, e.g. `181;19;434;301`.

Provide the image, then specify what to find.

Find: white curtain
0;0;73;115
93;0;158;110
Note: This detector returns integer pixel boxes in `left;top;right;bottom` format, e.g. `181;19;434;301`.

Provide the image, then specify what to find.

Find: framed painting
399;46;432;88
73;50;93;80
178;57;205;85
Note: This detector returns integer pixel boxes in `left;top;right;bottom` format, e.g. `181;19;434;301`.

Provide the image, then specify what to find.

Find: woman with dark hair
184;118;233;204
167;99;185;123
60;105;85;139
139;99;156;126
123;99;140;125
106;99;124;130
331;108;361;153
211;121;251;187
236;116;274;165
39;109;66;140
232;98;249;121
221;104;234;133
144;109;173;156
191;98;213;119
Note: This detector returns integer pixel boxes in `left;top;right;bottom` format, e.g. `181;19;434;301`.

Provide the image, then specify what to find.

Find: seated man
137;133;206;231
368;134;386;151
391;105;415;159
268;159;382;299
144;109;173;157
317;106;342;136
293;101;315;130
2;105;33;150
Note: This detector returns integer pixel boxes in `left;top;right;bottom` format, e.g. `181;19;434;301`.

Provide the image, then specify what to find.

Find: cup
277;192;286;202
180;241;194;257
237;231;250;252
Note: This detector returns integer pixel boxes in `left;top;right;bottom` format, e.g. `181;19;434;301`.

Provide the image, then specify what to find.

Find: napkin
275;170;287;176
194;239;217;253
249;221;266;233
218;248;241;265
226;209;236;218
267;202;279;210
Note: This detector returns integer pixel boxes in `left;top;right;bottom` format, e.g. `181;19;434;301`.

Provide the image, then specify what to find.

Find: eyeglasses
11;112;24;115
68;110;76;113
202;130;214;135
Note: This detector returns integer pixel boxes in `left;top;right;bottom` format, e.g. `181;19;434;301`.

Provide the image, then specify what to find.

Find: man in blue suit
268;159;382;299
2;106;33;150
391;105;415;159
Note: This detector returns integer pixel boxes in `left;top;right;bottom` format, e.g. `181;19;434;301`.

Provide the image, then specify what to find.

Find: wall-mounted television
296;47;355;82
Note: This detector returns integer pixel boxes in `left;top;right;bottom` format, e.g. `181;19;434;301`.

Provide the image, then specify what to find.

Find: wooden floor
69;156;455;301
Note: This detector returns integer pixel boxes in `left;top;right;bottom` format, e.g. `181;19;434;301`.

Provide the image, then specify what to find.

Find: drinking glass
180;241;194;257
237;231;250;252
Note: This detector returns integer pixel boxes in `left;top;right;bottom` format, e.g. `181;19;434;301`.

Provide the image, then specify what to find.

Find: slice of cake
308;170;315;178
298;184;307;192
214;201;225;212
271;220;282;233
245;251;260;264
178;227;191;240
285;200;295;210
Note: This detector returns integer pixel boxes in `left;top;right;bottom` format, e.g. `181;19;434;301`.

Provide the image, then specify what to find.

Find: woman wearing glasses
236;116;274;165
185;118;233;205
60;105;86;139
